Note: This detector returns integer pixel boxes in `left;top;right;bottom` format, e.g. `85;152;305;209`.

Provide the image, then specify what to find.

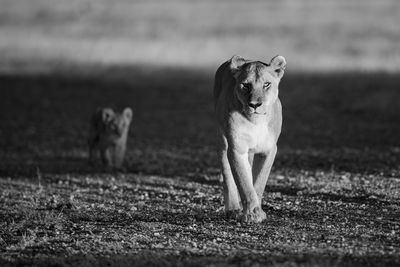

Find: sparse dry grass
1;172;399;266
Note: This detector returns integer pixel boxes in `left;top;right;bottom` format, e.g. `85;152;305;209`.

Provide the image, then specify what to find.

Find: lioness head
230;55;286;116
102;107;132;137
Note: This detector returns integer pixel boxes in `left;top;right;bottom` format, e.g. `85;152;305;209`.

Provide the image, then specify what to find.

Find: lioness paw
241;206;266;223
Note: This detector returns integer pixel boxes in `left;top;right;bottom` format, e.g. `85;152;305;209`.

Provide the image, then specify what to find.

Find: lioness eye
264;82;271;89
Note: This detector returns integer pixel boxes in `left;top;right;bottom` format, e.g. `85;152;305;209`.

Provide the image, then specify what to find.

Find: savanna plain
0;0;399;266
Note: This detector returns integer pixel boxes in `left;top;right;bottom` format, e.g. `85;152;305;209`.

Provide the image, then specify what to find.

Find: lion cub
88;107;133;169
214;55;286;223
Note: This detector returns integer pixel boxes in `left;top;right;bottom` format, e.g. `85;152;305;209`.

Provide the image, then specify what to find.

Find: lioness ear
122;107;133;123
229;55;248;74
102;108;114;123
270;55;286;78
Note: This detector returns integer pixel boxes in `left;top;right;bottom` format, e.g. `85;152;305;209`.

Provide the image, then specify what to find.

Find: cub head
229;55;286;116
102;107;133;137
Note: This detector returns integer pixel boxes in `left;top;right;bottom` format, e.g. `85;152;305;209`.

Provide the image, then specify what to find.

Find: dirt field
0;66;399;266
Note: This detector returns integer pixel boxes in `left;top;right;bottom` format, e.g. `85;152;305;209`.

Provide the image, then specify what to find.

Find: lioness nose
248;102;262;109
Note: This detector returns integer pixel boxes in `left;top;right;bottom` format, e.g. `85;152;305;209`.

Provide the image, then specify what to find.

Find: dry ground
0;66;399;266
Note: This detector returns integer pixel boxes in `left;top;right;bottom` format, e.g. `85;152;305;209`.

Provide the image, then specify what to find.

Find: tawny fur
88;107;133;169
214;55;286;223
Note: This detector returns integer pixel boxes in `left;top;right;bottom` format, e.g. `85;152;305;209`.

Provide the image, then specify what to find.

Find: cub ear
122;107;133;123
269;55;287;78
102;108;115;123
229;55;248;74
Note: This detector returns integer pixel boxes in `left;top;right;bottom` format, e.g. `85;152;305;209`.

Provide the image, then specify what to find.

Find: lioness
88;107;133;169
214;55;286;223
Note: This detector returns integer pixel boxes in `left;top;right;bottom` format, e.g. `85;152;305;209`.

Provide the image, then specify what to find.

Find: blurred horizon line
1;58;400;76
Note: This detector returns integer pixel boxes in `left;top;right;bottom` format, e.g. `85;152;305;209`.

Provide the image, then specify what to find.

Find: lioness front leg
221;149;241;214
252;145;277;203
220;134;241;213
228;148;266;223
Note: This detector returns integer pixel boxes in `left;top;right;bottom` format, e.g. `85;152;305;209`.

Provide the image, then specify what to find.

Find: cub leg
227;148;266;223
113;142;126;169
252;145;277;203
100;147;112;168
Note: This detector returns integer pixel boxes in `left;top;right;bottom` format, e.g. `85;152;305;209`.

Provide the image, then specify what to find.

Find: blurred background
1;0;399;72
0;0;399;178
